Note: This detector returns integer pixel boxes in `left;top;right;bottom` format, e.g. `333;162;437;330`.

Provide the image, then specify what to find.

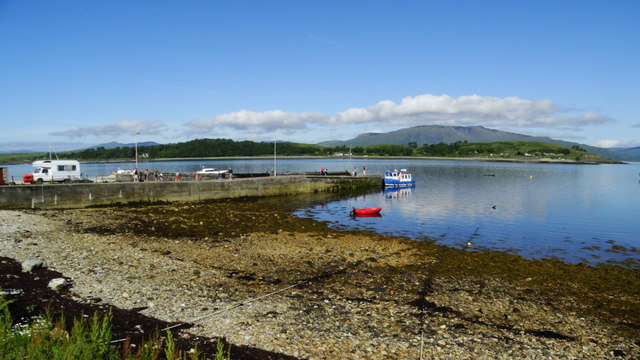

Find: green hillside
0;138;617;164
0;152;48;164
318;125;531;146
66;138;324;160
417;141;608;162
318;125;630;161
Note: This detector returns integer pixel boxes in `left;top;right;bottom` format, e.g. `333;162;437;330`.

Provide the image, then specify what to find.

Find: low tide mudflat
1;195;638;359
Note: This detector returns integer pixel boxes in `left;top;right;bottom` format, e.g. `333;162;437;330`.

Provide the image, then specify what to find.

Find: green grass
0;297;230;360
0;152;48;165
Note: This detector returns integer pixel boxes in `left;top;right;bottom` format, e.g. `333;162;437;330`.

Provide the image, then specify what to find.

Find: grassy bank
0;298;230;360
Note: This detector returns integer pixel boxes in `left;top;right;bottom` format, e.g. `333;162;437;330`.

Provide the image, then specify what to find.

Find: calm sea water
4;158;639;267
293;159;640;267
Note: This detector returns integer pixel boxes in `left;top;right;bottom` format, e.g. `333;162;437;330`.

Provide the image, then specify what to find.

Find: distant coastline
94;155;626;165
1;154;625;166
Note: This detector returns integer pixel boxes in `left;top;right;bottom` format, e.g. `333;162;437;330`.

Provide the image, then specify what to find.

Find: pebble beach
1;198;638;359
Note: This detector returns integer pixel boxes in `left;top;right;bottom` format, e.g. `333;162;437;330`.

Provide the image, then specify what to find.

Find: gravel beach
1;198;638;359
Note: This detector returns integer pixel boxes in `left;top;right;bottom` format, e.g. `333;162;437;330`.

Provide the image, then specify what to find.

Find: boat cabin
383;168;416;187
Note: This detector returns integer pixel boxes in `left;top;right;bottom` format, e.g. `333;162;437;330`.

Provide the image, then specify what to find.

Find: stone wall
0;175;381;209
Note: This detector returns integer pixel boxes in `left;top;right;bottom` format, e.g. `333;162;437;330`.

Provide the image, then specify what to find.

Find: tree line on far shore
1;138;606;163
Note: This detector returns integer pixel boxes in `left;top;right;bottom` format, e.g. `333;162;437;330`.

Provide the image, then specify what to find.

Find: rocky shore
1;197;638;359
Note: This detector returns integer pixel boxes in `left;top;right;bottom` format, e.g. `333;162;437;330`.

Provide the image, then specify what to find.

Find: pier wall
0;175;381;209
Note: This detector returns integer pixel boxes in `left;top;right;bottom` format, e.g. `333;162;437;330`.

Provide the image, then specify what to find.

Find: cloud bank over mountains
49;94;615;145
186;110;327;135
50;120;167;138
330;95;611;129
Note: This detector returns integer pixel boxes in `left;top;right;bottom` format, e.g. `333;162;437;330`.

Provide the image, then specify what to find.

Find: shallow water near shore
293;160;640;268
5;158;639;267
5;201;639;357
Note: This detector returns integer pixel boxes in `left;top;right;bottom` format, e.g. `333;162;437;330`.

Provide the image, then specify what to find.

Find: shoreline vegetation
1;194;638;359
0;295;231;360
0;140;624;165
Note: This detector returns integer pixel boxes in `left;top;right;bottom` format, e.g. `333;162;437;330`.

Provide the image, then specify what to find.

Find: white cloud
593;139;639;148
50;120;167;138
47;94;613;144
185;109;329;136
331;94;612;129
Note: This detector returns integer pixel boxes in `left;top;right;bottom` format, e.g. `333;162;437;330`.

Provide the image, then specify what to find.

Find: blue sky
1;0;639;151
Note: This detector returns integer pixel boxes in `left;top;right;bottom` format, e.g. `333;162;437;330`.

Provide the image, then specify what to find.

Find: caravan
28;160;81;183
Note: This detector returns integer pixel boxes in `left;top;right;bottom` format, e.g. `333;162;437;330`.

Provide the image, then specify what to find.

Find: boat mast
48;139;59;160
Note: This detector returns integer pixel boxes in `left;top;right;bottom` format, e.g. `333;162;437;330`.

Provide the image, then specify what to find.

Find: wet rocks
21;259;46;272
1;207;639;360
47;278;71;291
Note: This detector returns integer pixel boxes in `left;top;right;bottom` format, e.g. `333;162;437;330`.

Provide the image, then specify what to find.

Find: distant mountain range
610;146;640;160
90;141;161;149
1;128;637;161
0;141;161;154
0;142;88;153
318;125;639;161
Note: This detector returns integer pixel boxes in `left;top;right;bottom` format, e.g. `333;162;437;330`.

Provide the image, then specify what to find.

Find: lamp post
135;132;140;171
273;141;277;177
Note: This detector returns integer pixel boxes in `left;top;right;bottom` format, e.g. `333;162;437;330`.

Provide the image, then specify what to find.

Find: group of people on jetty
122;168;231;182
120;166;368;182
319;166;367;176
131;168;164;182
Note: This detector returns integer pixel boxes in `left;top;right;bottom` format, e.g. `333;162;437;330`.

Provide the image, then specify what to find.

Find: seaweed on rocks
0;257;299;360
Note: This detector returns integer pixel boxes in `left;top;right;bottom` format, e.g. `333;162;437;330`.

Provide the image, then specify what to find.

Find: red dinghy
354;213;382;218
350;207;382;216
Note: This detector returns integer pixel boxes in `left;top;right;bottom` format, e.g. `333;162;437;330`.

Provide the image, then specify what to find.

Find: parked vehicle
27;160;81;183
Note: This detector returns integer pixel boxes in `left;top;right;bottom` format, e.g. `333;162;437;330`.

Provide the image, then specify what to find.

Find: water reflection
4;158;639;267
383;186;414;199
295;161;640;268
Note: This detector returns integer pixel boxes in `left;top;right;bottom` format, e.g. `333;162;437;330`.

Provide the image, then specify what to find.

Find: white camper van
31;160;81;183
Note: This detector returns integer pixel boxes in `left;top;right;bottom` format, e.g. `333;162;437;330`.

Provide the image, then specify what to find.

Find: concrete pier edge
0;175;382;209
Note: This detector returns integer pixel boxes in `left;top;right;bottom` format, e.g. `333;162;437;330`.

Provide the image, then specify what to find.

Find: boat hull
354;213;382;218
383;179;416;187
196;168;229;175
350;207;382;216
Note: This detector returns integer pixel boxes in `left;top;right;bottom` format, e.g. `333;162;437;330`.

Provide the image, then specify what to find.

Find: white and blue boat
384;169;416;187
